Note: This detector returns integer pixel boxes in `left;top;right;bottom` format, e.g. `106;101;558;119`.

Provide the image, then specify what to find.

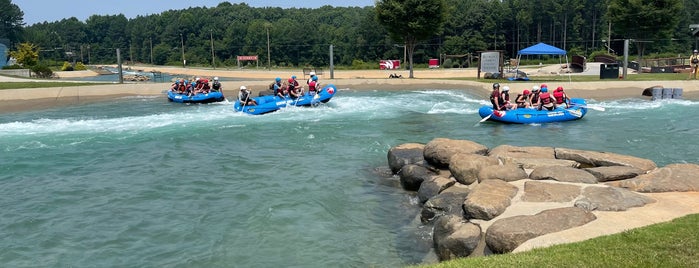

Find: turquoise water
1;88;698;267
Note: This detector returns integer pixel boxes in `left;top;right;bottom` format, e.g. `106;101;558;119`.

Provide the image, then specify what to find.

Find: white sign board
480;51;500;73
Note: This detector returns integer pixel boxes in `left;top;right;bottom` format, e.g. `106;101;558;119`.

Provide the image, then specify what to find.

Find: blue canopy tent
512;42;570;81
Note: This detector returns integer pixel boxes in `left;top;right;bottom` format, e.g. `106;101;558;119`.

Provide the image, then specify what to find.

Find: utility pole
180;33;186;68
149;37;153;65
266;25;271;70
210;30;215;69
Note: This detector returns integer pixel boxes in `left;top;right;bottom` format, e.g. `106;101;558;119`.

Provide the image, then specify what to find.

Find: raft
478;98;588;124
167;91;225;104
234;84;338;115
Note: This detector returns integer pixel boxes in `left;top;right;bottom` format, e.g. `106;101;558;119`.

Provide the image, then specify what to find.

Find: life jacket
178;84;186;93
212;81;221;90
239;90;250;102
553;91;565;104
489;90;504;110
531;92;540;103
309;81;318;92
501;92;510;102
515;94;526;105
540;92;552;104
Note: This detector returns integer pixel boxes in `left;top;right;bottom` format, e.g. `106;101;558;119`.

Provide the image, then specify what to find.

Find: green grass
415;213;699;268
0;82;105;90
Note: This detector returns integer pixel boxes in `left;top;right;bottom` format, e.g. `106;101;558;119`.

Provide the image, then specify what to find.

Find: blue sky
13;0;376;25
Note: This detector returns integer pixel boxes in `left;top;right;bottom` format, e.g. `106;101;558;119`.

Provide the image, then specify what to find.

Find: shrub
74;62;87;71
31;64;53;78
61;61;74;71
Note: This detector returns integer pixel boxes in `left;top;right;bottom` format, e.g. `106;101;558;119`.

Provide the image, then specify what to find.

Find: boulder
399;164;437;191
387;143;426;174
609;163;699;193
575;186;655;211
449;154;500;185
499;157;580;170
421;190;470;224
584;166;645;182
522;181;582;202
488;145;555;159
423;138;488;168
433;215;482;261
555;147;657;171
477;164;529;183
417;176;456;204
529;166;598;184
485;207;597;253
463;179;518;220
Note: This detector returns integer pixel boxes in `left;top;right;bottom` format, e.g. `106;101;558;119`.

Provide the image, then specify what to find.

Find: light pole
180;33;185;68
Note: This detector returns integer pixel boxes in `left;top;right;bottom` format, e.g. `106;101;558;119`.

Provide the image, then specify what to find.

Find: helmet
195;77;200;81
694;49;698;53
310;71;316;76
214;77;219;80
312;76;318;81
202;79;208;83
275;77;281;82
240;86;247;90
532;85;540;91
540;84;547;89
288;78;294;83
493;83;500;89
502;86;510;92
292;75;297;79
523;89;530;95
541;87;548;93
556;86;564;92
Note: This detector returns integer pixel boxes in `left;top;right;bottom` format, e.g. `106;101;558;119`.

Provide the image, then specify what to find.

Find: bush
31;64;53;78
443;58;453;68
74;62;87;71
61;61;74;71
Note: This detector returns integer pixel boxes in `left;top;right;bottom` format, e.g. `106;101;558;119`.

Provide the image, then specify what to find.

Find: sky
12;0;376;25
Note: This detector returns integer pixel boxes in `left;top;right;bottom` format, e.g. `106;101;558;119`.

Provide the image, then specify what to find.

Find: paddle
479;114;492;123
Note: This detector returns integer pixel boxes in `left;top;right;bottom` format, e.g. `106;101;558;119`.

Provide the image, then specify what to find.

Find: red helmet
556;86;564;92
288;78;294;83
523;89;530;95
540;84;547;89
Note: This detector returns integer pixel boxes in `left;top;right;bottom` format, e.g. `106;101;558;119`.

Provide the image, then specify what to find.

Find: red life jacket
553;91;565;104
540;92;552;104
309;81;318;92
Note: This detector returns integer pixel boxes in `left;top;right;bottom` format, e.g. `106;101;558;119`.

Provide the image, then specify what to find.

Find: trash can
600;63;619;79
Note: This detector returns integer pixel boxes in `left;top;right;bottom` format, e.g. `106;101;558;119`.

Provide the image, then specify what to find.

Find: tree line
2;0;698;69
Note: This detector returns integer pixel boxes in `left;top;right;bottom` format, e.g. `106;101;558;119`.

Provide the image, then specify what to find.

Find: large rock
584;166;645;182
522;181;581;202
529;166;598;184
423;138;489;168
421;190;470;224
575;186;655;211
463;179;518;220
417;176;456;203
499;157;580;170
477;164;529;183
449;154;500;185
433;215;482;261
488;145;555;159
609;164;699;193
485;207;597;253
387;143;426;174
555;147;657;171
399;164;437;191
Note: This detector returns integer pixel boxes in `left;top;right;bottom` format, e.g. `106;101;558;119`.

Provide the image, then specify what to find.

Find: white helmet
310;71;316;76
240;86;246;90
195;77;200;81
532;85;540;91
502;86;510;92
214;77;219;80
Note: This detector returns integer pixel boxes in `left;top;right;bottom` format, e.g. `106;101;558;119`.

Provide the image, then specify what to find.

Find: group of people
490;82;571;111
238;71;321;106
170;77;223;96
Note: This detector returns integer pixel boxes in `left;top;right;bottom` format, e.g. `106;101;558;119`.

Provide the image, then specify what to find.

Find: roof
518;43;566;55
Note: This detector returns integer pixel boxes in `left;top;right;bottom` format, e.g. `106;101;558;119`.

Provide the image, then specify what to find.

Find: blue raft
478;98;588;124
167;91;225;104
234;84;338;115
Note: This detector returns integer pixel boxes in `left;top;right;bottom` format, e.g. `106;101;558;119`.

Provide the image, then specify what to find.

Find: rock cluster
387;138;699;261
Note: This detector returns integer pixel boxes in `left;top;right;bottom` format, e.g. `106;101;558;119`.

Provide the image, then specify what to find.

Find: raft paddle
479;114;492;123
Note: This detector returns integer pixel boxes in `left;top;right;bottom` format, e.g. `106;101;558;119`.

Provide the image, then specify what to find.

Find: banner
379;60;400;70
479;52;500;73
237;55;258;61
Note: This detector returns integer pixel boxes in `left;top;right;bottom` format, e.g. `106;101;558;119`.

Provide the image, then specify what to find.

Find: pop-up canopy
512;42;569;81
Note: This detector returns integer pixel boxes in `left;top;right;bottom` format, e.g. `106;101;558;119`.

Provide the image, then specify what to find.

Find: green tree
9;42;39;66
607;0;683;57
0;0;24;44
376;0;448;78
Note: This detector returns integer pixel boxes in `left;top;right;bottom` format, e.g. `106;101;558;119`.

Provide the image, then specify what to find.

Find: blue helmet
292;75;297;79
541;87;548;93
275;77;281;82
312;76;318;81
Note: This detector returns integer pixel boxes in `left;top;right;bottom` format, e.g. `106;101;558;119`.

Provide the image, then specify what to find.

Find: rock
529;166;598;184
421;190;470;224
499;157;580;170
609;163;699;193
488;145;555;159
477;164;529;183
423;138;488;168
449;154;500;185
576;186;655;211
463;179;518;220
417;176;456;204
433;215;482;261
522;181;581;202
584;166;645;182
399;164;437;191
555;147;657;171
387;143;426;174
485;207;597;253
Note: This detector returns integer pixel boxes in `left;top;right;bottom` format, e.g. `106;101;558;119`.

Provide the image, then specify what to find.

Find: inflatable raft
234;84;337;115
478;98;588;124
167;91;225;104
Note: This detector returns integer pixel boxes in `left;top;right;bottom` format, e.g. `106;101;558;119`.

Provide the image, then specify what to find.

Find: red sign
379;60;400;70
237;55;258;61
429;59;439;68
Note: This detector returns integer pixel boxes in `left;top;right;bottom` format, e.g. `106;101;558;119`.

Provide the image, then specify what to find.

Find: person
171;79;186;93
238;86;257;106
529;85;541;108
272;77;285;98
500;86;515;110
553;86;571;108
211;77;222;92
489;83;505;111
308;76;320;96
291;75;303;94
690;49;699;80
287;78;301;99
514;89;531;108
307;71;316;85
538;86;556;111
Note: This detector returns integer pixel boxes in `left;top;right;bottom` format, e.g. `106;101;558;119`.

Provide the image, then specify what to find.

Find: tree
9;42;39;66
607;0;683;57
376;0;447;78
0;0;24;44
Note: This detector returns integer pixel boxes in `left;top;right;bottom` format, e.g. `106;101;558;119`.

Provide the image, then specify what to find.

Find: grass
0;81;105;90
415;213;699;268
440;72;689;83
